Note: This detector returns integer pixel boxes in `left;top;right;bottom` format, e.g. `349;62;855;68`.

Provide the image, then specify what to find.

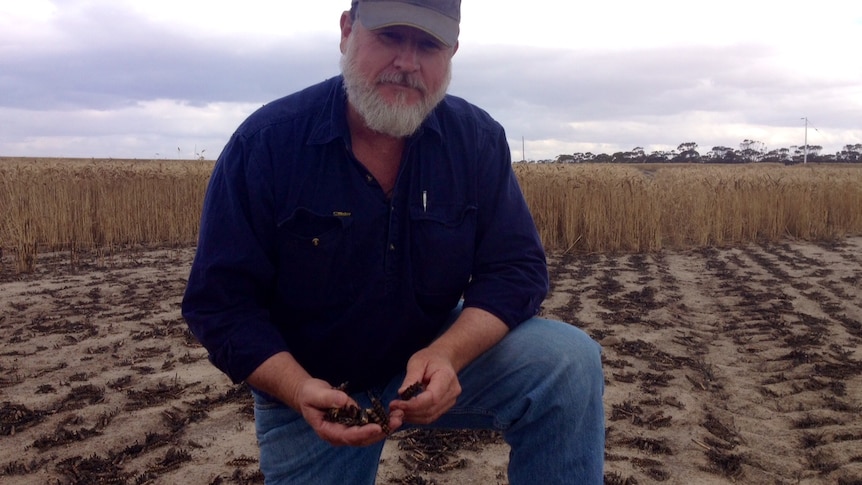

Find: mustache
377;71;427;94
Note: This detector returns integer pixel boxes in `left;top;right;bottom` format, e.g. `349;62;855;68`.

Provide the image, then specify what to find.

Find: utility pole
802;117;808;164
522;136;526;162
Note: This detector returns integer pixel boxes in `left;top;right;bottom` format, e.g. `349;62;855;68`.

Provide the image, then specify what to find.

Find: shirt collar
307;75;443;146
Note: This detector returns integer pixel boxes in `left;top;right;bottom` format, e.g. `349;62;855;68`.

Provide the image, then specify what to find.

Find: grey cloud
447;42;857;153
1;4;857;158
2;4;340;111
452;43;795;119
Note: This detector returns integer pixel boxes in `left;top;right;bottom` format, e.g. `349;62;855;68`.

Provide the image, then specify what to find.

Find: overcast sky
1;0;860;161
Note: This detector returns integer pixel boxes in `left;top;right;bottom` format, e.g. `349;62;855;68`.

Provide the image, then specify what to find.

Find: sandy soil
1;237;861;484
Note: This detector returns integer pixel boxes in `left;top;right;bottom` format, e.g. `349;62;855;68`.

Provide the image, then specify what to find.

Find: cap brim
357;1;459;47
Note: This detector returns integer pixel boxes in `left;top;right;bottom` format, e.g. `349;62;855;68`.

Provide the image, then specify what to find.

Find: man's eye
379;32;401;43
420;40;443;51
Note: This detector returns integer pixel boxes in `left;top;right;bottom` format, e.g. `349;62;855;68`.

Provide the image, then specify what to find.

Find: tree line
547;141;862;164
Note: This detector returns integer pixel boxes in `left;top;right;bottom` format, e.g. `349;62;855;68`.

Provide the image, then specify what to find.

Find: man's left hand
389;347;461;424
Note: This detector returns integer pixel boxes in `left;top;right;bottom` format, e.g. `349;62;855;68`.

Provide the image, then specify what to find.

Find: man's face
340;16;457;137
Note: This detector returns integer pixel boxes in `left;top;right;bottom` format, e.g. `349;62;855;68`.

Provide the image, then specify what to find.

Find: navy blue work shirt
181;76;548;392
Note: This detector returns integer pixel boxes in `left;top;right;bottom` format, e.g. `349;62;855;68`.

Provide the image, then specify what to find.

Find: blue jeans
253;311;605;484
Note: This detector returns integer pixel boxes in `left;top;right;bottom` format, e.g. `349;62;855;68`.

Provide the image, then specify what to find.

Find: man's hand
295;379;396;446
390;306;509;424
389;347;462;424
247;352;397;447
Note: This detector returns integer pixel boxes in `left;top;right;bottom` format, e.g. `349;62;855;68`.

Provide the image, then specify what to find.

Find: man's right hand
246;352;400;447
295;378;398;446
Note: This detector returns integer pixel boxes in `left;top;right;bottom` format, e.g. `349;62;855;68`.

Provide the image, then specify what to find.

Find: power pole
802;117;808;164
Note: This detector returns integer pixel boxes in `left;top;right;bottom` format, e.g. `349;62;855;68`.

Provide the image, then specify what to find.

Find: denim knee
518;317;602;380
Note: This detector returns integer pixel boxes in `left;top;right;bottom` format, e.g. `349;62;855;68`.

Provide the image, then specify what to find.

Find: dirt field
1;237;861;484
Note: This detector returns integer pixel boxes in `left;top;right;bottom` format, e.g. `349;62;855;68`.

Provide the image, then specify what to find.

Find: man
182;1;604;483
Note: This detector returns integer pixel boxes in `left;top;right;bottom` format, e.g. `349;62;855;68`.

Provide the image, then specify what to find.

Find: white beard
340;35;451;137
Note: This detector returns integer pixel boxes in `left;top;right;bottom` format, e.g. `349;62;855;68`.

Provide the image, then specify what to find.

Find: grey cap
353;0;461;47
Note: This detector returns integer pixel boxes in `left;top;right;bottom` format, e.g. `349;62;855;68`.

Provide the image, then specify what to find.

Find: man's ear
340;11;353;54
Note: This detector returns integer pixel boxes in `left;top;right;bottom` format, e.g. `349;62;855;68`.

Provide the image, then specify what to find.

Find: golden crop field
2;157;861;272
516;162;862;253
0;158;212;272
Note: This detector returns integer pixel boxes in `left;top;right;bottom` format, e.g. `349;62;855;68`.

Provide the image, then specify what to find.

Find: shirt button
366;174;374;183
389;244;396;251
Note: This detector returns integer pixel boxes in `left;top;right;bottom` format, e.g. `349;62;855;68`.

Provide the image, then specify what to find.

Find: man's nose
393;43;420;71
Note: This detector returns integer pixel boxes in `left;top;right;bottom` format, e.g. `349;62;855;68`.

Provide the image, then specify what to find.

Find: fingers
391;372;461;425
301;369;460;444
317;421;390;447
396;387;456;424
311;399;393;446
310;383;409;446
315;403;406;446
297;379;351;412
295;381;384;446
388;349;463;425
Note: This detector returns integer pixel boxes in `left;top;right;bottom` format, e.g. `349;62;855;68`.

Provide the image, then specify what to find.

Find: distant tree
572;152;596;163
761;149;790;164
789;144;828;163
791;145;808;163
838;144;862;162
706;146;742;163
531;141;859;165
673;142;701;163
739;139;766;163
645;151;671;163
677;142;698;153
809;145;825;162
612;147;646;163
594;153;613;163
818;152;837;163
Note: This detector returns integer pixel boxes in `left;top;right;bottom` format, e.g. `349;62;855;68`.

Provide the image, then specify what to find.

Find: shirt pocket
409;203;477;308
276;208;353;307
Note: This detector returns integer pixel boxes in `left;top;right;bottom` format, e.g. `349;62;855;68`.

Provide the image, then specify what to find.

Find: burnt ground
1;237;861;484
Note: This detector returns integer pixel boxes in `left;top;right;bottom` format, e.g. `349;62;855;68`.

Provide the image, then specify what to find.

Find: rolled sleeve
462;126;549;328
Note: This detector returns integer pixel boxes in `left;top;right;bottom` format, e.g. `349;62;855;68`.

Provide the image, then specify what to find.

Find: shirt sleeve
181;132;288;383
462;124;549;328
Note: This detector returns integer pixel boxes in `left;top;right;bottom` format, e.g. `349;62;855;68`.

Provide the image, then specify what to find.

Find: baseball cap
353;0;461;47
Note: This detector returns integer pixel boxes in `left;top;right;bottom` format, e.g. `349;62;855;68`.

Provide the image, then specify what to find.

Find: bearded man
182;1;605;483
